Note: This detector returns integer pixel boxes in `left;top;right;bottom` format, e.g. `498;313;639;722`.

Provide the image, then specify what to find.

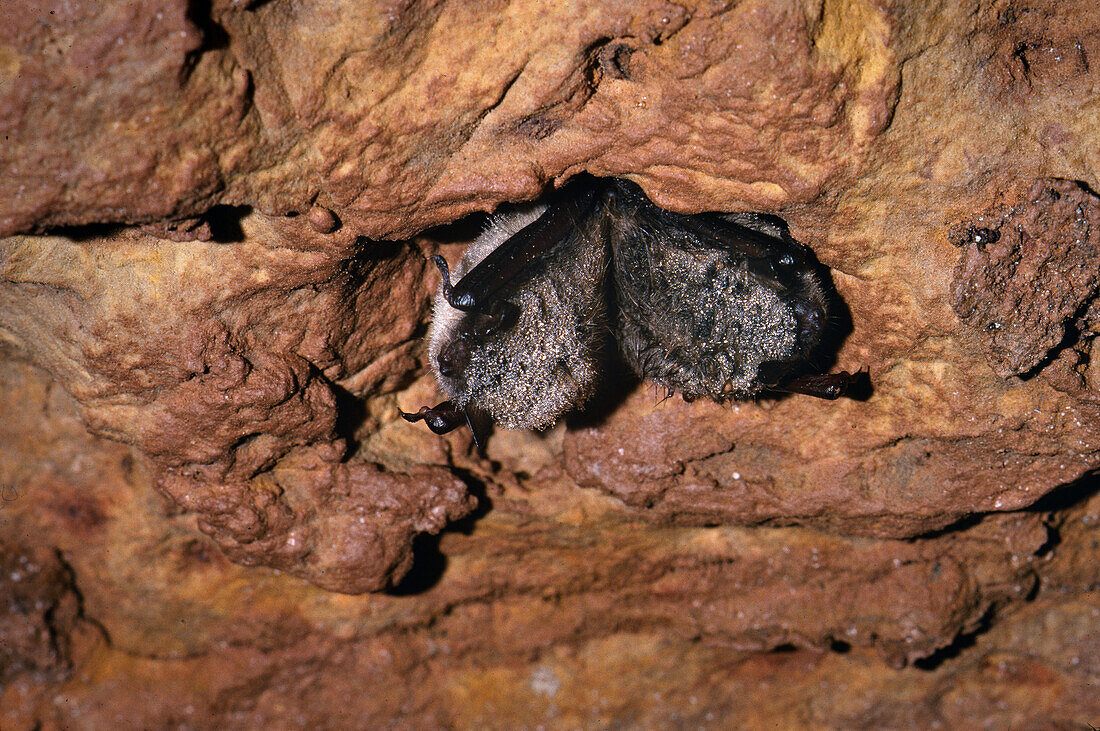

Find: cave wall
1;0;1099;726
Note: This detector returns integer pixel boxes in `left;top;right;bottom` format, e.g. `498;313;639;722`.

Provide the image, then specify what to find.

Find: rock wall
2;0;1098;726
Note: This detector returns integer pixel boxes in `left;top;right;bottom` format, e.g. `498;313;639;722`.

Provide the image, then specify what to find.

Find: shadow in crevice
419;210;492;245
36;205;250;244
564;348;641;432
1023;469;1100;513
203;205;250;243
912;608;995;671
1017;293;1098;382
1022;470;1100;562
907;512;986;542
907;470;1100;544
387;468;492;596
41;222;126;242
899;472;1100;672
182;0;229;83
352;236;409;263
387;531;448;597
330;383;368;458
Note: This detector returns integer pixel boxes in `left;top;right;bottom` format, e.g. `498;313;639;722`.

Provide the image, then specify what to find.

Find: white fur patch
427;203;547;395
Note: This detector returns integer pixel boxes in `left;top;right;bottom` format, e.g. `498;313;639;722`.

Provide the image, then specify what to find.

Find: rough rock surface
2;0;1100;726
952;178;1100;377
0;216;475;593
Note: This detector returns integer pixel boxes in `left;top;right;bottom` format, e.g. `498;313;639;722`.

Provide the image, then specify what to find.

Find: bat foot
774;368;871;400
399;401;468;434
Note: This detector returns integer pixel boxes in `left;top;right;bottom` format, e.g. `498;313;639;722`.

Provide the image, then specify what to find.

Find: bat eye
438;338;471;379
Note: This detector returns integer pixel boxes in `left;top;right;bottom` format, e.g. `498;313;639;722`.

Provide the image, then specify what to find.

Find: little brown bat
402;177;862;434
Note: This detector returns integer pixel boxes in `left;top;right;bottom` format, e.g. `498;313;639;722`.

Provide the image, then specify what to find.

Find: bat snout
437;337;472;381
791;297;826;349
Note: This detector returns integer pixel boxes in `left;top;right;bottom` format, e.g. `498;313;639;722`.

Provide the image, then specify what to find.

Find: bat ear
430;255;458;307
467;299;520;337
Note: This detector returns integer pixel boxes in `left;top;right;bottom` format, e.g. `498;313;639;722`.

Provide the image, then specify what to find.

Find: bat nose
792;299;825;346
437;338;471;380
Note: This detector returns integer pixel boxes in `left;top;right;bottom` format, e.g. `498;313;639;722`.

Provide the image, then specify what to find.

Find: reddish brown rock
2;0;1100;725
0;213;475;592
1;374;1095;728
563;373;1100;537
0;0;253;235
952;178;1100;377
0;541;80;684
1;0;897;238
159;450;474;594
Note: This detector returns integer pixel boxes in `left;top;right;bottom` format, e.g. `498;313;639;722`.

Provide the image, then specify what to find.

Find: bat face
402;177;863;436
426;196;610;431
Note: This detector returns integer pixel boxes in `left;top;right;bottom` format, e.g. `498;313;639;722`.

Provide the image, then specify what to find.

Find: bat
401;177;864;435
